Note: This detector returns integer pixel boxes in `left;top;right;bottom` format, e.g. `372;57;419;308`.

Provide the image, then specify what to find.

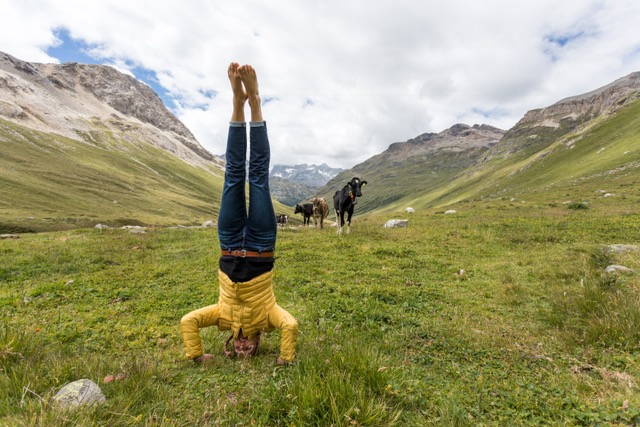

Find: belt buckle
240;249;247;258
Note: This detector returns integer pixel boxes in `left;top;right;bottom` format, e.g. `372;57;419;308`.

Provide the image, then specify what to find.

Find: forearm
268;304;298;362
180;304;220;359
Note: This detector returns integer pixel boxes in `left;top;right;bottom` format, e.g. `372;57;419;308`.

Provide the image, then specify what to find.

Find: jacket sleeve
267;304;298;362
180;304;220;359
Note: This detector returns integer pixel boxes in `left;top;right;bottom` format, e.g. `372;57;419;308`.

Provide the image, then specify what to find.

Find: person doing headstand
180;63;298;366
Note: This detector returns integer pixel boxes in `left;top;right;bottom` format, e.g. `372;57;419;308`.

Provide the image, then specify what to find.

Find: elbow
283;317;298;333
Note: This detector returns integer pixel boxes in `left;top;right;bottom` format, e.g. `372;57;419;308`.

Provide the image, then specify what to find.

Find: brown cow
310;197;329;229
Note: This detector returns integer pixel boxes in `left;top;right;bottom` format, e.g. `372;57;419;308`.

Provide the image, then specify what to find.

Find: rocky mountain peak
516;72;640;130
385;123;505;161
41;61;195;140
0;51;220;168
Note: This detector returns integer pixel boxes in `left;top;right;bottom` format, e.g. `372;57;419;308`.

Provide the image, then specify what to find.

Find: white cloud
2;0;640;168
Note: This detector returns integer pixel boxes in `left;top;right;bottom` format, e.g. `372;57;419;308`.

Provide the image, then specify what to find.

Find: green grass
1;203;639;426
0;118;225;233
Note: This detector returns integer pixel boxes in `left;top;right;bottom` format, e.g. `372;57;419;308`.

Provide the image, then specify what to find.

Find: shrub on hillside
567;201;590;210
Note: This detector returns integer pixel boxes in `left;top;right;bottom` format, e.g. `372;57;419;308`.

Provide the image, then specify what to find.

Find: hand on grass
193;354;214;364
276;357;290;366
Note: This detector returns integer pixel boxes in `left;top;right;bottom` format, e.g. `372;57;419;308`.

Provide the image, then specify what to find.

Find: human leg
246;122;277;250
218;63;249;250
239;65;276;251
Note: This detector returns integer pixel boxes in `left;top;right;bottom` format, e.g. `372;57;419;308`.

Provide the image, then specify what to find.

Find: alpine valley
2;52;640;426
2;50;640;232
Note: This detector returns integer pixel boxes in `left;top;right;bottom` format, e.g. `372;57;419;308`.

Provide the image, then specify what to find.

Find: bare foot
193;354;214;364
276;357;290;366
228;62;247;103
239;65;263;122
238;65;259;98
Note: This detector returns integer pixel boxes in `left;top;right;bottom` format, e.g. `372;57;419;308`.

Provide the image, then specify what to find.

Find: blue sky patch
543;30;590;62
47;28;101;65
470;107;508;119
47;27;177;111
545;31;586;47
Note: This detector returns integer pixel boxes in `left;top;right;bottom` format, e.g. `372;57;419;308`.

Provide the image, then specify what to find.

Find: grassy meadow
0;118;226;234
1;200;639;426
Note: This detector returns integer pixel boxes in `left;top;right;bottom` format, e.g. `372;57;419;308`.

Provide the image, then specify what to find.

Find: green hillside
0;118;228;232
320;145;490;215
0;118;300;233
373;98;640;215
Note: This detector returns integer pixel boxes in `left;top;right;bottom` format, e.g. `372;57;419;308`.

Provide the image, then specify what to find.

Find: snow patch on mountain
270;163;343;187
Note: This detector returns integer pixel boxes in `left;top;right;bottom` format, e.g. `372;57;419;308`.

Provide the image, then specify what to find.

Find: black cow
333;177;367;234
276;214;288;227
294;203;313;226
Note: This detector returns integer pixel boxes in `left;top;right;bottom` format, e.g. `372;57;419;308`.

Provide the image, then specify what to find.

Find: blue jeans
217;122;276;253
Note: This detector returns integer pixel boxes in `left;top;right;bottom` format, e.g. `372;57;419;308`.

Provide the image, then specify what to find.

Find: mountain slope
0;117;294;232
0;118;224;232
316;124;505;213
380;97;640;213
321;72;640;215
0;51;231;232
0;51;222;169
426;73;640;208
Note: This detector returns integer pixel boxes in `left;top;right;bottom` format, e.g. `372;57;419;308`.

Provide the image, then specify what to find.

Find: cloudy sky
2;0;640;169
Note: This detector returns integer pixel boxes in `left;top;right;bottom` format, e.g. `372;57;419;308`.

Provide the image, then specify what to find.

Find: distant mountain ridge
268;163;344;206
486;71;640;162
385;123;504;160
270;163;343;187
525;71;640;126
0;51;222;168
268;176;317;207
317;123;506;212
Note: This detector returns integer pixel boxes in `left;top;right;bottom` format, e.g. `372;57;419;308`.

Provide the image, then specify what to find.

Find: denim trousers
217;122;276;253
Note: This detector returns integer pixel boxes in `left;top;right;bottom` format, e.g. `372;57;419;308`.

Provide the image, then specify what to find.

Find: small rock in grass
53;379;106;408
605;244;640;254
383;219;408;228
605;265;635;275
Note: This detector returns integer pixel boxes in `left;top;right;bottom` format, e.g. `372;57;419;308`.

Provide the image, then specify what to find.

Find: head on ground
225;331;260;358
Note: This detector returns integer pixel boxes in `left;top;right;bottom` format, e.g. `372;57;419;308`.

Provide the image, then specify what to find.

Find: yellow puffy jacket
180;269;298;362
